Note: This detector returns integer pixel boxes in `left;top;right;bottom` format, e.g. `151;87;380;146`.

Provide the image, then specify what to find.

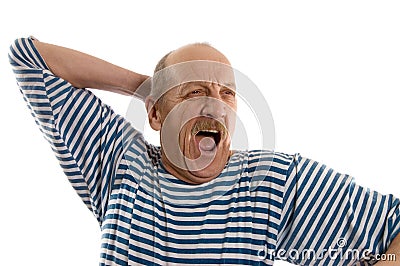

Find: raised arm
32;38;149;97
9;37;146;224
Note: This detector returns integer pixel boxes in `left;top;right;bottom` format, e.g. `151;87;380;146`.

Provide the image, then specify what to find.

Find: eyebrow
177;81;236;93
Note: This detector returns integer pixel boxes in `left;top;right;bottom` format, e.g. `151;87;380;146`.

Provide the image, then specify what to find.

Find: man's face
148;44;237;184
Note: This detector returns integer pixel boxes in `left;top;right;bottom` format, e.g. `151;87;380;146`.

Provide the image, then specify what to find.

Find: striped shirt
9;37;400;265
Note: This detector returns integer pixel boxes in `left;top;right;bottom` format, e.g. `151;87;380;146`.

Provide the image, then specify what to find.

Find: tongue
197;136;216;152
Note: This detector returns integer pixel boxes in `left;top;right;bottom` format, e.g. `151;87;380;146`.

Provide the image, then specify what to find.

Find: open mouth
190;119;227;154
194;129;222;147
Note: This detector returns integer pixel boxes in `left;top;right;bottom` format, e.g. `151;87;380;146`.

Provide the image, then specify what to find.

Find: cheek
230;100;238;110
158;104;173;124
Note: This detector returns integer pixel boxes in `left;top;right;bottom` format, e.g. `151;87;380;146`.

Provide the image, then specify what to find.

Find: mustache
191;119;227;137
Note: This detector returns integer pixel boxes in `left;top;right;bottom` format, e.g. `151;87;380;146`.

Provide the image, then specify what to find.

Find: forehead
152;60;236;100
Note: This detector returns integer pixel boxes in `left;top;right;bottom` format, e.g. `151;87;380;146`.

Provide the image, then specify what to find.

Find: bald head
154;43;230;74
150;43;235;106
167;43;230;66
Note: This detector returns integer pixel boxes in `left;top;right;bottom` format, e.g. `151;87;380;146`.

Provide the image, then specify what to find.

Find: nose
200;96;226;120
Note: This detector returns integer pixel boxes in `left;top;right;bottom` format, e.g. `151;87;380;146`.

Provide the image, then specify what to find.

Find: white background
1;1;399;265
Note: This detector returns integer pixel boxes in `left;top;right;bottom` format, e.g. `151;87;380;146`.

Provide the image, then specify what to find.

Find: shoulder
9;36;48;70
123;134;161;168
228;150;298;186
236;150;296;171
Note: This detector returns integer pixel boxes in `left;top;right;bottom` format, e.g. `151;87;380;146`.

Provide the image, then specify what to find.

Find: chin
185;153;229;183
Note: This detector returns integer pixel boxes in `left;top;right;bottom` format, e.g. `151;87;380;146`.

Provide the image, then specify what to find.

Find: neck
160;150;233;185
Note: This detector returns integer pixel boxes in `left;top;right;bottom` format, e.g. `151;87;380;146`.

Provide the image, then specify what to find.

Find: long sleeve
9;37;140;225
277;154;400;265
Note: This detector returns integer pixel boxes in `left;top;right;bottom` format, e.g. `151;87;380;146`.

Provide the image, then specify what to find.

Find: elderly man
9;37;400;265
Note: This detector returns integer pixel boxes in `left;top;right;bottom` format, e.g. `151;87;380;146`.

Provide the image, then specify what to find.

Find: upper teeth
199;130;218;134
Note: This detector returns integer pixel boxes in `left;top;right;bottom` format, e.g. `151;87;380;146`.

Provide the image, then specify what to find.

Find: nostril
200;102;226;119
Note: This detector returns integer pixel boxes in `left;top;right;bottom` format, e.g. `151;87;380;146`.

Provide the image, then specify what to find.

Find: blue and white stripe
10;37;400;265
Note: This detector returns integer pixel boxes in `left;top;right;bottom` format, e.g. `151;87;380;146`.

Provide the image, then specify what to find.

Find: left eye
223;90;235;96
191;90;201;94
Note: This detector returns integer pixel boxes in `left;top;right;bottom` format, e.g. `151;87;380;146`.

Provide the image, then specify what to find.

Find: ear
145;96;162;131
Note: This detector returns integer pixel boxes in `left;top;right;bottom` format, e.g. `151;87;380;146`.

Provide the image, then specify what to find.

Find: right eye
185;87;206;98
190;90;201;95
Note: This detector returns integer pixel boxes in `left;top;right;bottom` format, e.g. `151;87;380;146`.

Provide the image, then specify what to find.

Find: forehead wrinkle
179;81;236;93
